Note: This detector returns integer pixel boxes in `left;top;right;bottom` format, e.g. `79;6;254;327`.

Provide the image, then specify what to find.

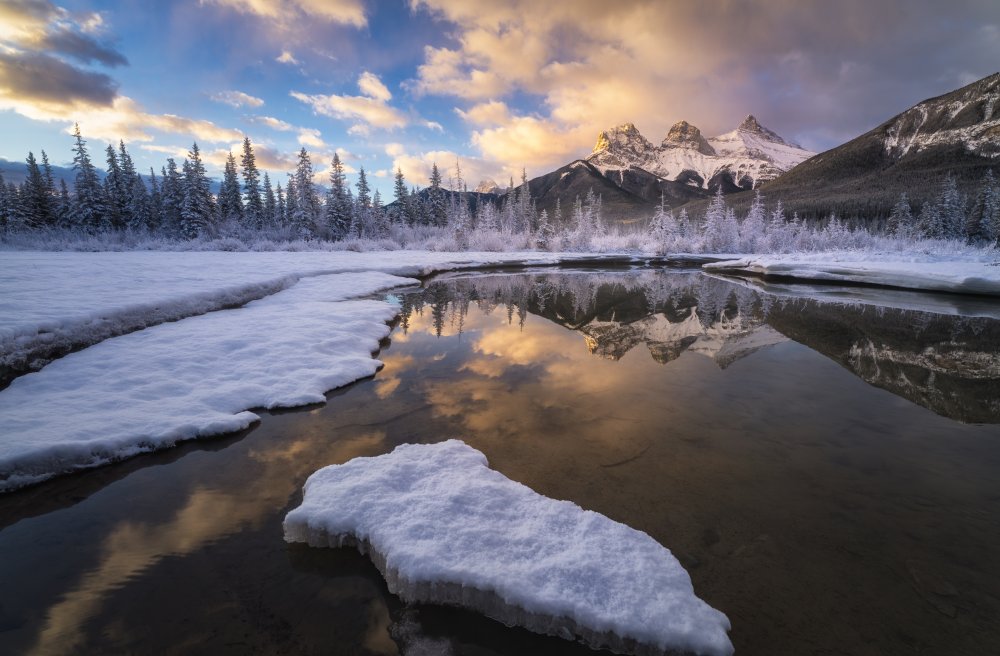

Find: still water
1;268;999;655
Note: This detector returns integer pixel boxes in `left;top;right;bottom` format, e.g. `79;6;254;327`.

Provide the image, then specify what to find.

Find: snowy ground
0;250;659;490
285;440;734;656
4;248;1000;491
1;250;679;382
704;251;1000;296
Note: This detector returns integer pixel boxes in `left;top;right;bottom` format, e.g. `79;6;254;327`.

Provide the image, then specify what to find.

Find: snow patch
284;440;734;656
0;272;412;491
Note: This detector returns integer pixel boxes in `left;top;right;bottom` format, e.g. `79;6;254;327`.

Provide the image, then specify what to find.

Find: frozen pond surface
1;268;1000;655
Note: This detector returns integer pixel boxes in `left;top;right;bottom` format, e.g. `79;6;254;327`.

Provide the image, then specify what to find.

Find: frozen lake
1;267;999;655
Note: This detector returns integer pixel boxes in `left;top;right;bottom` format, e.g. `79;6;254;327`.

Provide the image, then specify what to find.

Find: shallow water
1;267;1000;655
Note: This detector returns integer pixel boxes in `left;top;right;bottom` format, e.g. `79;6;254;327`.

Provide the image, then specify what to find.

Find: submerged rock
284;440;733;656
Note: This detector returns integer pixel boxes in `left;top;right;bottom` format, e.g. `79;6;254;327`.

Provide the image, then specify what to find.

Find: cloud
388;147;508;189
276;50;299;65
203;0;368;27
291;71;408;133
297;127;325;148
409;0;1000;170
210;90;264;108
37;26;128;67
357;71;392;103
248;115;293;131
0;50;119;110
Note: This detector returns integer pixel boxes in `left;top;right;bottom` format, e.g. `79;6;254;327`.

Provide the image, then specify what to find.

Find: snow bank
284;440;733;656
0;271;412;492
705;254;1000;296
0;250;651;381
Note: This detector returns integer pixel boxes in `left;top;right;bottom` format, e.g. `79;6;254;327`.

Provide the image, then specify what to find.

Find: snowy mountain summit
589;116;814;191
474;179;502;194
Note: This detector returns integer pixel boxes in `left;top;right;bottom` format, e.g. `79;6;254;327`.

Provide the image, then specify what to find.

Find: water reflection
1;268;999;656
402;270;1000;423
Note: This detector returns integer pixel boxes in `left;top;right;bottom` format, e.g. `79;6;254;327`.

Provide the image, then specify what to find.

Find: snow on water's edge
0;272;411;493
705;257;1000;297
284;441;734;656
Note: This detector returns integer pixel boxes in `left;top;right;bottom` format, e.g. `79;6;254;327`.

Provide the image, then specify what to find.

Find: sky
1;0;999;195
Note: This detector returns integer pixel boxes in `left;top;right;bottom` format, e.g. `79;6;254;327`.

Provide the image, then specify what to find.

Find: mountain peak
593;123;648;153
738;115;762;132
662;121;716;155
475;179;501;194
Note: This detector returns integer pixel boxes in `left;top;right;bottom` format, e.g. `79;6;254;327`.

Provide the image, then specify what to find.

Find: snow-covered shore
0;250;632;381
704;252;1000;296
285;440;734;656
0;250;670;491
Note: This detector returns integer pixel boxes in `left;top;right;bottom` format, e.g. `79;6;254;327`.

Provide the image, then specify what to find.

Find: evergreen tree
0;171;10;229
325;153;350;238
218;152;244;224
147;167;162;231
290;148;318;237
285;175;298;228
702;187;728;252
240;137;264;228
916;200;942;239
887;193;913;237
392;167;410;225
70;124;105;230
22;151;52;228
180;143;213;238
40;150;56;207
161;159;183;237
263;172;276;227
428;163;446;226
103;144;127;228
126;174;151;230
938;174;963;239
353;166;372;237
536;208;554;250
740;190;766;252
275;182;286;226
57;178;72;226
118;140;137;218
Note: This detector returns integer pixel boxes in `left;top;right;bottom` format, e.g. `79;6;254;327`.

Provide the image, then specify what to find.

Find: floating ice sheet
284;440;733;656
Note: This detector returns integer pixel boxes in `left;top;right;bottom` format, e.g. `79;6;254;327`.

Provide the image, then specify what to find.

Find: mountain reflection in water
400;270;1000;423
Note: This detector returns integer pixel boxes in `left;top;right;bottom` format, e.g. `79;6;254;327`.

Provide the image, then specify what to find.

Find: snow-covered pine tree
887;193;913;236
161;159;183;237
325;153;350;239
147;167;162;231
0;172;8;229
103;145;126;229
740;190;766;252
285;176;298;229
536;208;554;250
701;187;727;252
57;178;72;226
40;150;57;218
275;182;286;226
353;166;371;237
968;170;999;243
126;174;151;230
218;152;244;224
21;152;52;228
371;189;389;238
117;140;137;221
263;172;276;227
937;174;963;239
916;200;942;239
240;137;264;228
70;124;105;230
392;167;410;225
180;143;214;239
428;163;447;227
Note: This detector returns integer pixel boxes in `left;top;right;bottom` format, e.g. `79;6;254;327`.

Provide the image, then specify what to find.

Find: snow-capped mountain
475;179;502;194
588;116;815;192
760;71;1000;220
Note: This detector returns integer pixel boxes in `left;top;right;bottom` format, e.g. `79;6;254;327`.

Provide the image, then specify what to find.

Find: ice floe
284;440;734;656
